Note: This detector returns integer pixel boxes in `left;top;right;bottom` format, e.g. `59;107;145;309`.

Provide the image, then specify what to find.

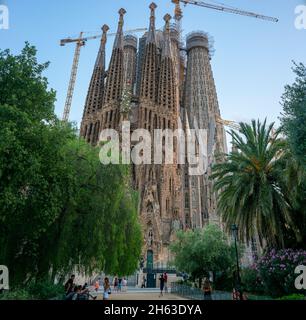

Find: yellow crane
61;28;147;122
172;0;278;23
216;115;240;131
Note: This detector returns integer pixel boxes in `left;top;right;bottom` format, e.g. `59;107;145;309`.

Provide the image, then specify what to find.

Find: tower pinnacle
162;14;172;58
95;24;109;68
113;8;127;49
147;2;157;44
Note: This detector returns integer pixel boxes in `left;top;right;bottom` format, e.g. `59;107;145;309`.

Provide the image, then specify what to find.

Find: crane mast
62;32;85;122
61;28;147;122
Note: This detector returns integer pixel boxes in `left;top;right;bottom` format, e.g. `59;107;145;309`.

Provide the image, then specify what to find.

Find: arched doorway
146;250;156;288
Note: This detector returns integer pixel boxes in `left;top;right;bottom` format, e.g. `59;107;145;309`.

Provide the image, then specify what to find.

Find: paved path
95;287;187;300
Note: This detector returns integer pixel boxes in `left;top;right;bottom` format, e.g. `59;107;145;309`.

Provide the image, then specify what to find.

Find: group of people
159;272;168;297
64;275;97;301
202;278;248;301
64;275;117;301
112;277;128;292
141;272;169;297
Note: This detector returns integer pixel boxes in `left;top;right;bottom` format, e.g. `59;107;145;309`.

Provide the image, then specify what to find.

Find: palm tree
211;119;294;248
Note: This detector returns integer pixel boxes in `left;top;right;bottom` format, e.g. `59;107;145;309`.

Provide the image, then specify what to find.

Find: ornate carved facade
80;3;227;267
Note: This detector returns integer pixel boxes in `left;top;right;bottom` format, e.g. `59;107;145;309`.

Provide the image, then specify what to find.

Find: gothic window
185;193;189;209
84;125;88;139
184;174;189;188
148;229;154;247
87;123;93;143
147;202;153;214
166;199;169;213
154;114;157;128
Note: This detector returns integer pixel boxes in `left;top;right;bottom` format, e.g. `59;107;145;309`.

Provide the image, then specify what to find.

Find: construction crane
61;28;147;122
216;115;240;131
173;0;278;23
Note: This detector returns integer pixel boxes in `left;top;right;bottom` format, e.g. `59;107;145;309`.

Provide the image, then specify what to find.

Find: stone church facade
80;3;227;268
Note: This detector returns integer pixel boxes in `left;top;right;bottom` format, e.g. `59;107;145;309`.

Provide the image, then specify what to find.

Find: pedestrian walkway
96;287;187;300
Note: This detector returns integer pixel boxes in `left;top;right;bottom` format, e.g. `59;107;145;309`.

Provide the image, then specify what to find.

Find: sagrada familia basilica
80;2;227;267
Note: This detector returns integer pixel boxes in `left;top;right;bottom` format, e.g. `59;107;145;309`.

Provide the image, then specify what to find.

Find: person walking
103;277;111;301
122;278;128;292
202;278;212;301
118;278;122;292
159;274;165;297
163;272;168;293
114;277;119;292
141;276;146;288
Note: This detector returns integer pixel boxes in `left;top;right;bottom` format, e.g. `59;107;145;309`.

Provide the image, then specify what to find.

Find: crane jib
179;0;278;23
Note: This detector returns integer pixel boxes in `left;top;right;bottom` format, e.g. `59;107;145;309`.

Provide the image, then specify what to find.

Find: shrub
241;267;265;294
0;289;33;300
214;272;234;291
257;249;306;298
27;281;64;300
0;281;64;300
278;294;305;300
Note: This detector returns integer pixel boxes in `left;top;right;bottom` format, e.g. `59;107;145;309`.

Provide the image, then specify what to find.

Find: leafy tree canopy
0;44;142;286
170;224;237;283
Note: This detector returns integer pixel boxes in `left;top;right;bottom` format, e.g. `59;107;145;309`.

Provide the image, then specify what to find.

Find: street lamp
231;224;242;300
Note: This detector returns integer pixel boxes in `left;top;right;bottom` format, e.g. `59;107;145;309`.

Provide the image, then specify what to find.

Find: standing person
159;274;165;297
163;272;168;293
122;278;128;292
64;275;75;295
114;277;119;292
118;278;122;292
203;278;212;301
141;276;146;288
94;279;100;292
103;277;111;301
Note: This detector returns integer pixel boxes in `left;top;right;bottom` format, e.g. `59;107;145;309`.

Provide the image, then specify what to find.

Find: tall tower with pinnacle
183;32;227;227
80;24;109;144
80;3;227;268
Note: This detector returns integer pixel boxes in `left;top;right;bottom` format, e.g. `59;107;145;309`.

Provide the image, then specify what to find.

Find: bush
27;281;64;300
241;267;265;294
278;294;305;300
214;272;234;291
0;282;64;300
0;289;33;300
256;249;306;298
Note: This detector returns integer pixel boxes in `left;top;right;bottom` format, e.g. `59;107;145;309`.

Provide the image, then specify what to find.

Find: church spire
113;8;126;49
103;9;126;105
140;3;158;101
158;14;177;111
162;14;172;58
95;24;109;68
81;24;109;119
147;2;157;44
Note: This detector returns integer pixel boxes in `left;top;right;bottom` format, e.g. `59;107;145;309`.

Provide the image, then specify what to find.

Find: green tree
170;224;236;287
281;62;306;167
0;44;142;287
279;63;306;247
211;120;295;248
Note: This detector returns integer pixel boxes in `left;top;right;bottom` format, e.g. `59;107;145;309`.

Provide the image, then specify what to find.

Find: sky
1;0;305;128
